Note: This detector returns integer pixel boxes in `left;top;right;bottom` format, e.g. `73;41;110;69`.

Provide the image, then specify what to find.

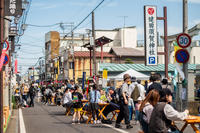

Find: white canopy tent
114;69;149;80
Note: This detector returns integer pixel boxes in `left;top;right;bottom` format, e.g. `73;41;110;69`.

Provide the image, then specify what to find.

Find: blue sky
18;0;200;74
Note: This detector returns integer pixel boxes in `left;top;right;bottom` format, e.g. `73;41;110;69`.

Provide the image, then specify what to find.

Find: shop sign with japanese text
5;0;22;16
144;6;158;66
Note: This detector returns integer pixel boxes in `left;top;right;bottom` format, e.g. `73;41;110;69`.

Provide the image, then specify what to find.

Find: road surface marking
82;115;129;133
102;124;129;133
19;108;26;133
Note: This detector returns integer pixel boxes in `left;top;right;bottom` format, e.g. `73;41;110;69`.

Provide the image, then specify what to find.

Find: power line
64;0;105;37
44;0;105;59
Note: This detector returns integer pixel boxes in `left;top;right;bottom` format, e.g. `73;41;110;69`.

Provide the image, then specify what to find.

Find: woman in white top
63;88;72;113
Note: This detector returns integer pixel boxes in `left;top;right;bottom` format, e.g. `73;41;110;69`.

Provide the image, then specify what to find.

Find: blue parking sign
149;57;155;64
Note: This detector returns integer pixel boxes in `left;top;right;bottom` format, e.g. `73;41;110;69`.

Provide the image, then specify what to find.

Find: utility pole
92;12;97;76
0;0;4;131
72;31;75;80
183;0;188;108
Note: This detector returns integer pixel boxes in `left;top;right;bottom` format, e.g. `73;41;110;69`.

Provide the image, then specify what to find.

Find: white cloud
106;1;118;7
136;26;182;40
32;2;63;10
167;0;200;4
69;0;99;7
192;19;200;25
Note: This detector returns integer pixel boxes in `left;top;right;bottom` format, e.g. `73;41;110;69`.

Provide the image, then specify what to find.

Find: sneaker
126;124;133;129
77;120;80;124
72;120;75;124
102;119;112;124
115;124;121;128
93;120;96;124
97;120;101;124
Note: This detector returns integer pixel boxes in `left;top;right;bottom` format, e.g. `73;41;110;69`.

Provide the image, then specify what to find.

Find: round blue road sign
175;49;189;63
0;54;9;65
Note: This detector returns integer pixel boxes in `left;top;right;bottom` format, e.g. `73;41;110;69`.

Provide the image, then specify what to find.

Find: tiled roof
99;63;197;72
74;51;114;58
109;47;144;57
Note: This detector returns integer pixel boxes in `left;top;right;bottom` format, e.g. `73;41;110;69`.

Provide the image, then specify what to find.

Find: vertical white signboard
144;6;158;66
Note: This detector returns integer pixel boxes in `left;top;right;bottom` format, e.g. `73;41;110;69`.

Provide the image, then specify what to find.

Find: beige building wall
68;57;112;81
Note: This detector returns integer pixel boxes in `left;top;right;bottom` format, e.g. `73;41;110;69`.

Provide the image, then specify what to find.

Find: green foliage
125;58;134;64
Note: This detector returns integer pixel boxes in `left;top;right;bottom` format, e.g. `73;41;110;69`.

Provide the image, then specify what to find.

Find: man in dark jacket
146;73;162;94
29;84;36;107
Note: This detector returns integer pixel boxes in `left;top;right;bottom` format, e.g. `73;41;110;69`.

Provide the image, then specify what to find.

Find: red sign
148;8;154;15
175;49;190;63
177;33;191;48
15;59;18;74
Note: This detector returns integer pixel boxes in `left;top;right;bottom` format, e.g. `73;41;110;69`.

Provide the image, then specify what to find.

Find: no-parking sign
175;49;189;63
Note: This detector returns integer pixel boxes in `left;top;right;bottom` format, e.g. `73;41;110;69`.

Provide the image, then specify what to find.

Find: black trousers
30;95;35;107
103;102;120;117
116;103;130;125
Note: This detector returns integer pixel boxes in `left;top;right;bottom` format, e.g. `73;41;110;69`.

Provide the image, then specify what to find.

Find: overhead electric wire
26;23;60;27
64;0;105;37
24;0;105;74
45;0;105;58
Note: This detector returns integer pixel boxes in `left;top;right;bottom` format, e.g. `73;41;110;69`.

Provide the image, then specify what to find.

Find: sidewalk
5;109;19;133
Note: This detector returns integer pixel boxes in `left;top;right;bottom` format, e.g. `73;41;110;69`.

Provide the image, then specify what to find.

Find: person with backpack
72;85;83;124
138;90;160;133
130;77;140;106
115;74;133;129
89;84;101;124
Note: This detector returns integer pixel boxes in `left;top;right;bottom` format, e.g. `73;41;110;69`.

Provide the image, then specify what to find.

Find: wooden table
180;115;200;133
98;103;109;120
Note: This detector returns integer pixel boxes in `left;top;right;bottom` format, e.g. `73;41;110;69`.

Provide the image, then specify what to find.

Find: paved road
21;102;141;133
20;101;195;133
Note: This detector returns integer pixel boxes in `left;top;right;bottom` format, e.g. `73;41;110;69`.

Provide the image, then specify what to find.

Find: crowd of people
14;73;190;132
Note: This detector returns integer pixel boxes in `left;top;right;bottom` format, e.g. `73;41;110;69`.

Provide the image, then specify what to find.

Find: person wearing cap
148;89;189;133
102;87;120;124
115;74;133;129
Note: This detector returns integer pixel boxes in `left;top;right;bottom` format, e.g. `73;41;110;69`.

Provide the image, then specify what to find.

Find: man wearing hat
102;86;120;124
115;74;133;129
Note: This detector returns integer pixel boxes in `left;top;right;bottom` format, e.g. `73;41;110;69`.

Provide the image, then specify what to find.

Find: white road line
82;116;129;133
19;108;26;133
102;124;129;133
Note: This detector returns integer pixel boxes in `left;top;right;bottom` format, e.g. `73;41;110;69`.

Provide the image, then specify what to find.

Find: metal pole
89;49;92;76
72;31;75;80
164;7;168;78
62;55;65;83
101;44;103;63
183;0;188;108
92;12;97;76
0;0;4;131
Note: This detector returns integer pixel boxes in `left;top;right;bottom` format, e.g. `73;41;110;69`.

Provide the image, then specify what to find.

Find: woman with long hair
139;90;160;133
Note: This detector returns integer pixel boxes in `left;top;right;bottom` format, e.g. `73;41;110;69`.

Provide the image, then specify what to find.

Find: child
128;97;134;121
89;84;101;124
134;97;142;124
100;89;108;103
72;85;83;124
